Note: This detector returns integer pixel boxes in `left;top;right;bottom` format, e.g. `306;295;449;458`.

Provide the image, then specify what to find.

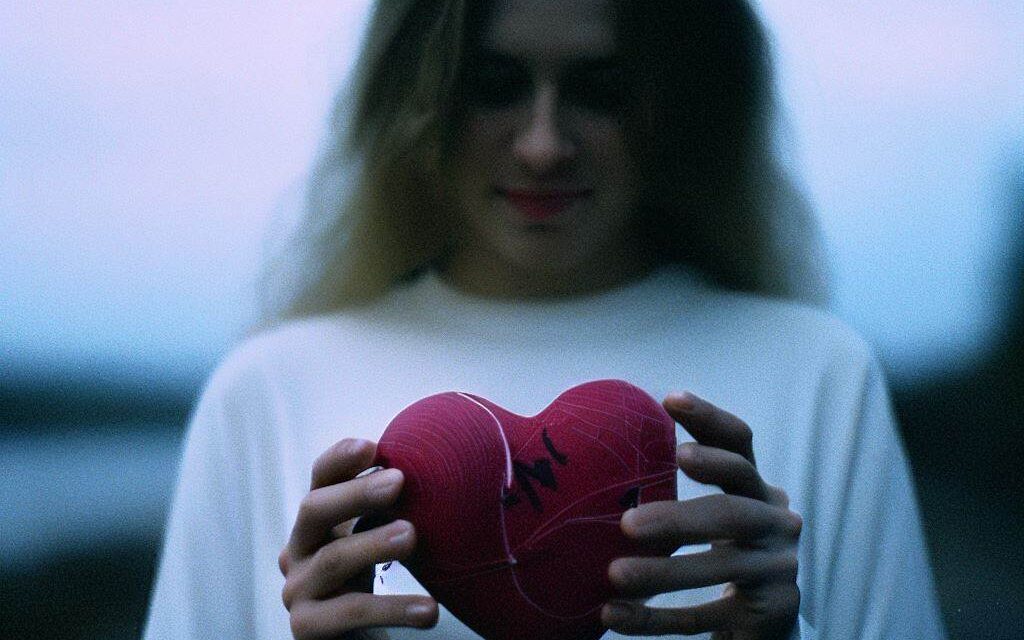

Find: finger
289;468;404;556
677;443;770;502
720;581;802;637
602;593;735;636
609;546;798;597
622;494;802;546
300;520;417;602
664;392;756;465
289;593;438;638
310;439;377;490
767;485;790;508
744;581;803;633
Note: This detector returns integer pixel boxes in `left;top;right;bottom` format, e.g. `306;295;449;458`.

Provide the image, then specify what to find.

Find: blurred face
444;0;648;296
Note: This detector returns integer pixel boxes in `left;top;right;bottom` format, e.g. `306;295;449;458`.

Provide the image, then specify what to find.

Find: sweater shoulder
201;315;353;395
694;288;877;372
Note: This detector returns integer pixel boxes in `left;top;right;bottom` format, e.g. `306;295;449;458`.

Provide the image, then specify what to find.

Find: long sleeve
144;351;292;639
798;354;945;639
142;275;950;639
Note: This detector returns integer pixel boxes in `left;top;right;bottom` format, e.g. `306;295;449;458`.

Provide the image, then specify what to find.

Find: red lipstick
501;189;591;222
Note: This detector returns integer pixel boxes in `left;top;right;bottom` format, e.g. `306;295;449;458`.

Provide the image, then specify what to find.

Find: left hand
602;392;802;639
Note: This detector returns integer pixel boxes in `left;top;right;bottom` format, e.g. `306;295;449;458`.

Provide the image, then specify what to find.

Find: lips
500;188;592;222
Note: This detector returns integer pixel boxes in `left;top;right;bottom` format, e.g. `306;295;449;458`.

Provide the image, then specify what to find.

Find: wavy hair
257;0;830;325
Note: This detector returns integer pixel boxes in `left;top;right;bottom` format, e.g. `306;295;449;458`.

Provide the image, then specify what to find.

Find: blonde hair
258;0;830;326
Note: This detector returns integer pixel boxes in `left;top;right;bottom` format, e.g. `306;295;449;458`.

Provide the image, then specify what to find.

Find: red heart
375;379;678;640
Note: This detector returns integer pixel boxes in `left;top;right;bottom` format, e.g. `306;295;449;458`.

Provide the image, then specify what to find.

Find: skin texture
278;397;802;639
279;440;439;639
602;393;802;638
279;1;802;637
444;0;652;299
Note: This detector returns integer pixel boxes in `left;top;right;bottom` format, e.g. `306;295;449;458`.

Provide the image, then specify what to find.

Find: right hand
279;438;439;639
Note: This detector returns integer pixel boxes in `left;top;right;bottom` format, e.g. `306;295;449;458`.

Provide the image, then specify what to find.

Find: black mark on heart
501;485;521;508
619;486;640;509
513;459;557;512
502;429;570;513
542;427;568;465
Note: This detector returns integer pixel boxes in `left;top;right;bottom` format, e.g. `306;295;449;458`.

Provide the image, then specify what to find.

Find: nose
512;84;576;175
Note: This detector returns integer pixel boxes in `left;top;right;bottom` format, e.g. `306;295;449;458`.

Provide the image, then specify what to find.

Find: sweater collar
381;263;709;343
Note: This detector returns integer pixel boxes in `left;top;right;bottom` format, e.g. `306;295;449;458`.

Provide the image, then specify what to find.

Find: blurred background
1;1;1021;638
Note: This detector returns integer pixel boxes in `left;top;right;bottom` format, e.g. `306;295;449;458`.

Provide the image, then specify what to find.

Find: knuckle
310;442;343;483
780;551;799;581
309;459;328;489
783;583;802;613
736;421;754;447
278;548;291;576
312;542;346;576
338;438;372;464
762;549;799;584
787;510;804;538
281;579;299;611
309;545;332;578
335;437;359;453
311;439;369;487
278;548;289;573
297;492;324;523
330;438;360;461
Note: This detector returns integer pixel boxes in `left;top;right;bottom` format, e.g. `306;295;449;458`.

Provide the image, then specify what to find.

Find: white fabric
144;265;945;639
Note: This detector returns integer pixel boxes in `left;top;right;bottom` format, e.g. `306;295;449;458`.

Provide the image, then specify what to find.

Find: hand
602;392;802;639
278;439;439;639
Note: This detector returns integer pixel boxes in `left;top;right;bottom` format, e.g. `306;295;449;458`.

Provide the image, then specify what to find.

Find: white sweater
144;265;945;639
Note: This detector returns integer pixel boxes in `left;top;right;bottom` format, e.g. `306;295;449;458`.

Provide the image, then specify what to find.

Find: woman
145;0;945;638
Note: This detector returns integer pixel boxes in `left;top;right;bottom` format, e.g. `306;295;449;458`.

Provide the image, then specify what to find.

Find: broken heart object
375;379;678;640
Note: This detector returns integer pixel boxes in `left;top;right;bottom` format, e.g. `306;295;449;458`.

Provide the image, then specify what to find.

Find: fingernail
677;442;697;463
370;468;402;494
343;438;371;454
603;602;635;625
388;520;413;545
407;600;435;622
668;391;696;410
607;558;629;585
620;508;644;536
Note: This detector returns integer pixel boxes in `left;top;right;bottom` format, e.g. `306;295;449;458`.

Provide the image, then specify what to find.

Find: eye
562;65;629;113
459;58;531;108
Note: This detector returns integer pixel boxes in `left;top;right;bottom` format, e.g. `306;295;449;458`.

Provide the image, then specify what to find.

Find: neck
438;241;658;301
